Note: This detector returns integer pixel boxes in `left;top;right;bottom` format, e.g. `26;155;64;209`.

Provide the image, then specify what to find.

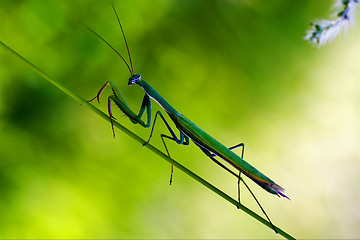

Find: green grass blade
0;40;295;240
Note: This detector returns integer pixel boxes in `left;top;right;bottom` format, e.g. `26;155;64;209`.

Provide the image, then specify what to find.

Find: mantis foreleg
88;81;152;137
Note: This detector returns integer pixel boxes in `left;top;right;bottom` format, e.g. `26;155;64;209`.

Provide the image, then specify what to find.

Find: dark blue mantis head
128;74;141;86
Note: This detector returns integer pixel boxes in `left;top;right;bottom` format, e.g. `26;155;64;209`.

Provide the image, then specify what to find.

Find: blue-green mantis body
88;4;288;233
92;75;287;198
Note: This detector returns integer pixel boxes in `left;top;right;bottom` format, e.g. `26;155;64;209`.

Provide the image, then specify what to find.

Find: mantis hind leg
231;143;245;207
143;111;189;184
211;143;244;157
200;143;277;233
210;143;244;205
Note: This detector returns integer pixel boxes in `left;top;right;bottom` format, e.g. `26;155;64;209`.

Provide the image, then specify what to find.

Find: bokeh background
0;0;359;239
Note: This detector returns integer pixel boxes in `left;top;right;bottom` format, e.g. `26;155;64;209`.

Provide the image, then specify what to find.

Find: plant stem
0;40;295;240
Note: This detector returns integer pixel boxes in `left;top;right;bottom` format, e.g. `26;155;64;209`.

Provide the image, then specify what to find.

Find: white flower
305;0;359;46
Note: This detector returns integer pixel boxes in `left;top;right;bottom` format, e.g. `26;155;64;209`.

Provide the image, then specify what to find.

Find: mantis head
128;74;141;86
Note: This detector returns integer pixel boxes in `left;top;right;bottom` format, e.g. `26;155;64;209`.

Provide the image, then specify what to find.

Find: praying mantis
87;4;289;233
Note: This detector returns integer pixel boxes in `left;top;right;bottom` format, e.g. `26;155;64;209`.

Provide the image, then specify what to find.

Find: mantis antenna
111;4;134;75
85;4;134;76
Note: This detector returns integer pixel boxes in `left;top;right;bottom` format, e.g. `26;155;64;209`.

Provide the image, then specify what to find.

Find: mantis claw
88;81;110;103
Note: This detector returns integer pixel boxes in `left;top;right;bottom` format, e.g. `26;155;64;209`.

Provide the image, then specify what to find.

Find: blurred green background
0;0;359;238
